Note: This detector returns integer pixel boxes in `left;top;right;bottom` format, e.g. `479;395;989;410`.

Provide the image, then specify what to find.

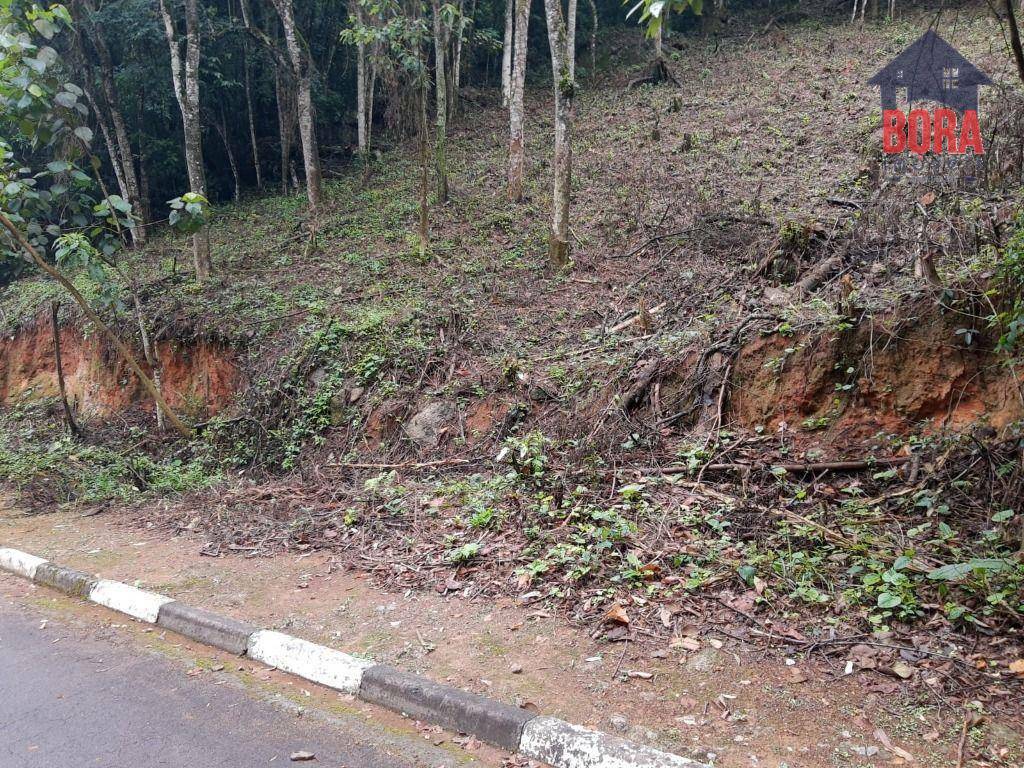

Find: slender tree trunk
432;0;450;204
135;89;152;228
567;0;577;81
100;73;146;245
159;0;212;281
501;0;514;107
355;4;368;166
1006;0;1024;86
543;0;575;268
450;0;469;122
85;87;129;205
508;0;530;202
275;67;296;194
356;42;369;177
243;39;263;189
73;0;147;246
217;110;242;202
138;143;151;225
370;47;382;164
50;302;79;436
130;291;165;431
418;43;430;260
588;0;597;76
0;213;190;437
271;0;323;217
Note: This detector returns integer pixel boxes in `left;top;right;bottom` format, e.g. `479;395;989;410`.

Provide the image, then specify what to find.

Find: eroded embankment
729;305;1024;441
2;300;1021;449
0;321;239;417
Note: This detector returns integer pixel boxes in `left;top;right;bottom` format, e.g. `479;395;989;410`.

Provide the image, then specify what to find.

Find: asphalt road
0;599;460;768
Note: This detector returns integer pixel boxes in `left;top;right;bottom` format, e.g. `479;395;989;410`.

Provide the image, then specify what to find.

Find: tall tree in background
431;0;450;203
158;0;212;280
1006;0;1024;85
352;1;379;180
71;0;147;245
542;0;575;267
507;0;529;202
270;0;323;219
242;37;263;189
501;0;514;106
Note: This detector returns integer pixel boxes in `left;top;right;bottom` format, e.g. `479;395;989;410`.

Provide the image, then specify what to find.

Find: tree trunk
137;140;151;227
243;38;263;189
450;0;470;122
432;0;450;204
159;0;212;281
84;86;129;208
566;0;577;81
508;0;531;202
419;81;430;259
588;0;597;76
135;88;152;227
271;0;323;217
73;0;147;246
50;302;79;436
501;0;514;107
355;3;369;169
353;6;379;183
217;110;242;202
543;0;575;268
0;213;191;437
276;68;296;195
1006;0;1024;86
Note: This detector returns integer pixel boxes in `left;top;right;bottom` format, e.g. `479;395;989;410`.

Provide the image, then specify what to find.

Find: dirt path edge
0;545;710;768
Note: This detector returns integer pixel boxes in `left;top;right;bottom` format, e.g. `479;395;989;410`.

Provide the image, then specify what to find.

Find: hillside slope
2;1;1023;738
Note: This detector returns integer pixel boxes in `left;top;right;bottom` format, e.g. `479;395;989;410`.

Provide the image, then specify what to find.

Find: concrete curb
360;664;535;752
157;601;256;656
1;546;709;768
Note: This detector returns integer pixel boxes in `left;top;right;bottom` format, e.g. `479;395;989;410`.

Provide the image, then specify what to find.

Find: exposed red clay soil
2;299;1021;449
0;321;240;416
730;308;1024;442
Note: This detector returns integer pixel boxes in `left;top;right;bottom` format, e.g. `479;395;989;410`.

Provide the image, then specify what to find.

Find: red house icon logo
868;30;991;155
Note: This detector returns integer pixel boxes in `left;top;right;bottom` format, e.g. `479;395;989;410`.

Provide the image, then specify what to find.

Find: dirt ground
3;498;1020;768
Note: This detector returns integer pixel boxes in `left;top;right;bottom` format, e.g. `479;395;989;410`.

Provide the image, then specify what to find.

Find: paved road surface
0;599;463;768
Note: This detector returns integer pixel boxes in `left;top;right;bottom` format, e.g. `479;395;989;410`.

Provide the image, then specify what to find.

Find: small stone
405;401;456;446
509;663;523;674
685;648;723;673
889;661;914;680
609;715;629;732
763;286;791;306
289;751;316;761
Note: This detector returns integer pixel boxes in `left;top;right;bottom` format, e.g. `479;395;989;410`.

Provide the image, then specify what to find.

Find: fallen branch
660;456;912;475
607;301;666;333
794;253;845;297
326;457;475;470
617;357;663;412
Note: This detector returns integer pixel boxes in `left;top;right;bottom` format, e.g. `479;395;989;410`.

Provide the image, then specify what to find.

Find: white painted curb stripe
247;630;375;694
0;547;48;580
1;545;710;767
519;716;708;768
88;579;174;623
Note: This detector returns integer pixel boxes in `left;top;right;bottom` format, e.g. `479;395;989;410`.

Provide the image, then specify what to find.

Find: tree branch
0;213;192;437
